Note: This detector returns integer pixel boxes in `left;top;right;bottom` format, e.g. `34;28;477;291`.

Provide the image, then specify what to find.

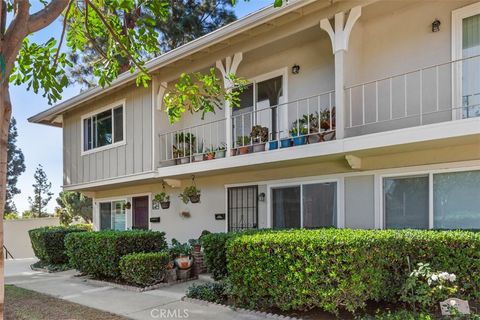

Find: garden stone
440;298;470;315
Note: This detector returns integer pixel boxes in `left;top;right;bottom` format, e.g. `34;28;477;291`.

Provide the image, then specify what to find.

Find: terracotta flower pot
238;146;249;154
206;153;215;160
193;244;201;253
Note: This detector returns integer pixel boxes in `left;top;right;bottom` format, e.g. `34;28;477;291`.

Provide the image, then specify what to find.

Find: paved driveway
5;259;266;320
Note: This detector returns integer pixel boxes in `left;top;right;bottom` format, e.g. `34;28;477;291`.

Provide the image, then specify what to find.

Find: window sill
81;141;126;156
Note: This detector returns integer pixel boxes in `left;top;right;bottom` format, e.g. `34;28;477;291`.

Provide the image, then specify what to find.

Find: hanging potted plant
236;135;251;155
250;125;269;153
180;177;201;204
154;192;171;209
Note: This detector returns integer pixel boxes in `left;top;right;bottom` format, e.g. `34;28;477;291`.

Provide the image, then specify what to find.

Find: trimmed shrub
28;225;90;265
119;251;170;287
201;232;235;280
227;229;480;314
65;230;167;279
186;282;228;304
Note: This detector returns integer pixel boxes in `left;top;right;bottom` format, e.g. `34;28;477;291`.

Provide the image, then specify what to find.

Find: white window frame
96;197;128;231
268;178;341;229
95;192;152;231
451;3;480;120
81;99;126;156
379;166;480;230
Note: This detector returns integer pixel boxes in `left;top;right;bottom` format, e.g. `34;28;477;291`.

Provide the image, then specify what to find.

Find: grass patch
5;285;126;320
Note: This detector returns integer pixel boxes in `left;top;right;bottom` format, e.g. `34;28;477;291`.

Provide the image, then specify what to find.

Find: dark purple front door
133;196;149;230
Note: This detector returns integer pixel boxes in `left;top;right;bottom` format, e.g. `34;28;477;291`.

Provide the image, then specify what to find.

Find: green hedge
227;229;480;314
65;230;167;279
28;225;90;265
201;232;235;280
119;252;170;287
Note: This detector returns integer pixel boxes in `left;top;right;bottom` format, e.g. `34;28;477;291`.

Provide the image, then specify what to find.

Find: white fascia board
28;0;316;125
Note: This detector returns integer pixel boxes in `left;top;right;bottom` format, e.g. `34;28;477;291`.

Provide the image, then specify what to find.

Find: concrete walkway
5;259;265;320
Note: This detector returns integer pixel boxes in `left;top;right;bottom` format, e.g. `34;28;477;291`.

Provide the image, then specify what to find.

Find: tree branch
53;0;73;64
27;0;69;34
84;0;149;75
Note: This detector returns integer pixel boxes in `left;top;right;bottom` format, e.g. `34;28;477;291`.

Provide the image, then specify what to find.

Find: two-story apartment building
30;0;480;242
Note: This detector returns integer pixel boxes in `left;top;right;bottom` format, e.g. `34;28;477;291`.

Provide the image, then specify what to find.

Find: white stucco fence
4;217;60;259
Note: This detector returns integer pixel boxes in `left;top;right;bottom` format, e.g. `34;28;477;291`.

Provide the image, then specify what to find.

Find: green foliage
28;164;53;217
364;310;433;320
68;1;237;88
250;125;269;143
169;239;192;258
236;135;250;146
226;229;480;314
28;225;90;265
119;252;170;287
179;185;200;204
186;282;228;304
400;263;457;312
3;212;19;220
154;192;170;203
201;232;235;280
163;69;248;123
65;230;167;279
55;191;93;225
5;117;26;214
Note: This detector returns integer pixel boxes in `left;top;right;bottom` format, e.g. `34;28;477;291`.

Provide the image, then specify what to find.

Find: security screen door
227;186;258;232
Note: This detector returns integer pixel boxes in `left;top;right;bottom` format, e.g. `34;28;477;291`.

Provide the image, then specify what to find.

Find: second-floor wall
63;84;153;187
61;0;480;188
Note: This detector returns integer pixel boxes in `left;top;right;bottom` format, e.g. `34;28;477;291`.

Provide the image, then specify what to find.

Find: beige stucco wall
4;217;60;259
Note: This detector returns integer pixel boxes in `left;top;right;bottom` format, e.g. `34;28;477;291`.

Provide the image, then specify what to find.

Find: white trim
95;197;128;231
451;3;480;120
80;99;127;156
63;170;158;191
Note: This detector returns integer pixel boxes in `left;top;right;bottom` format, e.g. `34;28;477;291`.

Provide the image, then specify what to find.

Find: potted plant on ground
215;144;226;158
250;125;269;152
170;239;193;281
154;192;171;209
236;135;251;154
188;239;202;253
180;185;201;204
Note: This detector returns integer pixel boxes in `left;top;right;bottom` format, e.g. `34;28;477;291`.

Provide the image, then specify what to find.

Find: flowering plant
400;263;457;312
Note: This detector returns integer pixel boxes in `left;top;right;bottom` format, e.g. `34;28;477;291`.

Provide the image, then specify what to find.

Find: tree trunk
0;82;12;320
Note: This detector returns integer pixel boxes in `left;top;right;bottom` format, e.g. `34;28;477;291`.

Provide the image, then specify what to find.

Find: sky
10;1;272;215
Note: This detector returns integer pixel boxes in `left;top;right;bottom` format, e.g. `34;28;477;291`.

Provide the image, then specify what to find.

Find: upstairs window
82;103;124;152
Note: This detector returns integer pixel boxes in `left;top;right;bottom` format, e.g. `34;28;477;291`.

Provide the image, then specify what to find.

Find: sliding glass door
99;200;126;231
272;182;337;229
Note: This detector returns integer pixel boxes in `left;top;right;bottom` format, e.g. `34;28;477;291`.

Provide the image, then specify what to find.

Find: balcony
157;54;480;172
158;90;335;166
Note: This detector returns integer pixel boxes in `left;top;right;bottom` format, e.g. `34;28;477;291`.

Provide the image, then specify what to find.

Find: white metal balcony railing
158;91;336;165
158;54;480;166
345;54;480;137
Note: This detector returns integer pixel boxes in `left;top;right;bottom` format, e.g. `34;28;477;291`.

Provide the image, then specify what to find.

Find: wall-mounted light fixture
432;19;441;33
258;192;266;202
292;64;300;75
124;202;132;210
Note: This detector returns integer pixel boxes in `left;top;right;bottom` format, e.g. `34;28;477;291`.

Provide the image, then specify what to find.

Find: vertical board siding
63;85;154;186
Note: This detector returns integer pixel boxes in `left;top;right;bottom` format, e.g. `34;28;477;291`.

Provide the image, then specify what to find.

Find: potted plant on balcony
193;141;204;162
290;117;308;146
174;132;196;164
205;146;215;160
154;192;171;209
180;185;201;204
304;112;321;144
236;135;251;154
215;144;226;158
250;125;269;153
